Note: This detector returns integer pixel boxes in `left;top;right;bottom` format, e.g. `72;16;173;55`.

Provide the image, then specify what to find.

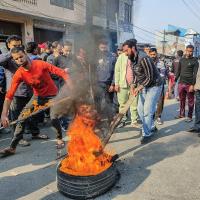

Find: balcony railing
13;0;37;6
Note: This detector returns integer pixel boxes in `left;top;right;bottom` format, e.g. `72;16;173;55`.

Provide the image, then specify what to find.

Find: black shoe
188;128;200;133
152;126;158;133
140;135;153;144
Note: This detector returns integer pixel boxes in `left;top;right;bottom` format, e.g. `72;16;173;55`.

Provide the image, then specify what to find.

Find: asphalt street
0;99;200;200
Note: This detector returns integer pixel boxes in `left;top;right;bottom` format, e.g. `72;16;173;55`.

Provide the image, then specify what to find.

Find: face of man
127;46;136;59
144;47;150;56
56;44;63;55
62;45;72;56
185;47;193;58
8;40;22;50
12;51;28;66
99;44;108;53
149;51;157;61
122;45;128;55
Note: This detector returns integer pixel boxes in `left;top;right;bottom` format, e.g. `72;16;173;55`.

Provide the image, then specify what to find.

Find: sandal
56;140;65;149
32;134;49;140
0;148;16;158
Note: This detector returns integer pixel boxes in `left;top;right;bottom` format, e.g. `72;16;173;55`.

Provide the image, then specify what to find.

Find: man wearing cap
126;39;163;144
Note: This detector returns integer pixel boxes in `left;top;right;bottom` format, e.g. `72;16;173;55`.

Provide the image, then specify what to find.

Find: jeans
193;90;200;130
138;85;162;137
10;96;62;149
178;83;195;118
95;83;116;119
155;84;165;119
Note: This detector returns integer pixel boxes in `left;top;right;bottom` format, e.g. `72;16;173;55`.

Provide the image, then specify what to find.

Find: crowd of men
0;34;199;158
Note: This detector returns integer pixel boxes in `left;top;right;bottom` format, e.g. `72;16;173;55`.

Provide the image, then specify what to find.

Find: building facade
86;0;135;51
0;0;134;52
0;0;86;50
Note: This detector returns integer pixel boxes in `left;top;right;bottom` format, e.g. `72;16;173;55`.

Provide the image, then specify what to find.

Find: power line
181;0;200;22
134;34;155;44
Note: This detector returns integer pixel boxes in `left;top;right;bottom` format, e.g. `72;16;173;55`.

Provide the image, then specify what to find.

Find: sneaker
140;135;153;144
185;117;193;123
131;121;141;128
156;118;163;125
19;139;31;147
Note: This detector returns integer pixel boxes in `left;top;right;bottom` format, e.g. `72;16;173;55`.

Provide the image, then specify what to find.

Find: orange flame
60;104;113;176
21;100;50;118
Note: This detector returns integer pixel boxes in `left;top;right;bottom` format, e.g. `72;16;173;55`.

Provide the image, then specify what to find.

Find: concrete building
86;0;135;51
156;25;200;57
0;0;86;49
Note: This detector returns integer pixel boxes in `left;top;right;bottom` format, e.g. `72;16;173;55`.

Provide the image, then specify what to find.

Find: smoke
51;53;115;141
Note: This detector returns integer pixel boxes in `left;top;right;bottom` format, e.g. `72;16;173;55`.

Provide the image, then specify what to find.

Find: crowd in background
0;34;200;157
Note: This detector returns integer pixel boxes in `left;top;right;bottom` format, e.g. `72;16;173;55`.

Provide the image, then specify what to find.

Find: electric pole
161;29;167;55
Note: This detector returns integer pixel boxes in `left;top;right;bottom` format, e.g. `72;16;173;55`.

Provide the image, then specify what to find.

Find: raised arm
1;72;22;127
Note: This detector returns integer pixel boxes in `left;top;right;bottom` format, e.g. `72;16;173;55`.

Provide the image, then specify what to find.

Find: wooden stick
102;95;136;147
0;96;72;130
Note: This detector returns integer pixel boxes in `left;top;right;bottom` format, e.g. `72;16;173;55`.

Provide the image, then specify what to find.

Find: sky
134;0;200;44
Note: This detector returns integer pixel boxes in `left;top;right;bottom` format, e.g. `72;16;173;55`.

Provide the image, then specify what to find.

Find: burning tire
57;162;120;199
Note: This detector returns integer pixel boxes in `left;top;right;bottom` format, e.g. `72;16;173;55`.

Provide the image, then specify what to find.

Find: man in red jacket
0;47;70;157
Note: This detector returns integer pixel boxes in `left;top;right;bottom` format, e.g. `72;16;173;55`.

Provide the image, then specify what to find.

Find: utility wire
181;0;200;22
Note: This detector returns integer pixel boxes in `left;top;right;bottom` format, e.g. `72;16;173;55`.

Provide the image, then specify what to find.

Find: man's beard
128;53;137;63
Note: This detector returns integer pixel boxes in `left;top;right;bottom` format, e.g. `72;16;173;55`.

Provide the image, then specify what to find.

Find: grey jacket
0;52;32;97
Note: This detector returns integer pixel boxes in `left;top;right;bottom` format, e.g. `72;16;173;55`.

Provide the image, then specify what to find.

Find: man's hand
115;85;120;92
108;85;115;93
189;85;194;92
1;113;9;128
133;85;144;97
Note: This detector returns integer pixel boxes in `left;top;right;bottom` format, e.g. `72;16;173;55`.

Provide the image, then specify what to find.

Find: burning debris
59;104;113;176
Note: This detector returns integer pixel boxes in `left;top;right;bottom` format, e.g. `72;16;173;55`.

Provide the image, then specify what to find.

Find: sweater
6;60;68;100
175;57;199;85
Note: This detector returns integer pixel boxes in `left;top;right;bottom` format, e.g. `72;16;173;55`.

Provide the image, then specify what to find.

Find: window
124;3;132;23
50;0;74;10
107;0;119;21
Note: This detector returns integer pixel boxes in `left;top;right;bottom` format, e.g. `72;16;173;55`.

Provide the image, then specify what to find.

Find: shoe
152;126;158;133
188;127;200;133
156;118;163;125
117;121;126;128
185;117;193;123
0;147;16;158
131;121;141;128
140;135;153;144
19;139;31;147
175;115;185;119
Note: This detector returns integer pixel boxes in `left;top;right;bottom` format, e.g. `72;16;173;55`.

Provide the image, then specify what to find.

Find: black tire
57;162;120;199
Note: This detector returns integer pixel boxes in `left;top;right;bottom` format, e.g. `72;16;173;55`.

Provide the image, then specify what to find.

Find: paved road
0;99;200;200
